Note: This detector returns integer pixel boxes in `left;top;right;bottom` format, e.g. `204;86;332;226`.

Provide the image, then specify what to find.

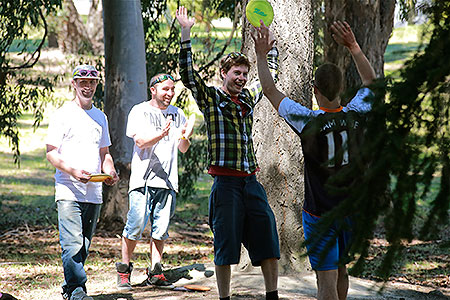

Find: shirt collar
319;106;343;113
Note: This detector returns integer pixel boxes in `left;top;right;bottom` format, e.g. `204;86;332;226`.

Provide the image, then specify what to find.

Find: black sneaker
146;262;174;289
61;285;70;300
116;262;133;290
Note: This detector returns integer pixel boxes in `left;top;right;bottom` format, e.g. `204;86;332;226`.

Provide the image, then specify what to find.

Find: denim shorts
302;210;353;271
209;175;280;266
122;187;176;241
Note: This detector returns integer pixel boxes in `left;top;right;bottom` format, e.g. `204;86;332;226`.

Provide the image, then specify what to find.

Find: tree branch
9;8;47;71
198;2;240;73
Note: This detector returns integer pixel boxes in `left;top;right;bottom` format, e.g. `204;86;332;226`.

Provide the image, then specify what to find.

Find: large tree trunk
240;0;314;274
59;0;93;54
100;0;148;229
324;0;395;103
86;0;104;54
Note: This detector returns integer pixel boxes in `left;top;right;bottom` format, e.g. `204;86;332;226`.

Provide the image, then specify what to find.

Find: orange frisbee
89;173;112;182
183;284;211;292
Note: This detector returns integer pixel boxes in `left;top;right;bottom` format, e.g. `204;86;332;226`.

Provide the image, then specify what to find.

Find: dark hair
314;63;343;101
220;52;251;78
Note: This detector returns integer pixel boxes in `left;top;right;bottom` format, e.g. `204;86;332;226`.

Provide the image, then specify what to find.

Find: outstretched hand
176;6;195;29
330;21;358;50
251;20;275;57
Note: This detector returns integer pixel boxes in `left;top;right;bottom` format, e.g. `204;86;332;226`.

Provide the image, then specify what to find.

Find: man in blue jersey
252;21;376;300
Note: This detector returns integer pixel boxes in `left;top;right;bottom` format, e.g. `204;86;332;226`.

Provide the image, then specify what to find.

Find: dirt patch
1;224;449;300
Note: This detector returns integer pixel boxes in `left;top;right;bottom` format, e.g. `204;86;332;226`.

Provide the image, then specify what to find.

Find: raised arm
330;21;376;86
252;21;286;111
176;6;195;42
176;6;211;112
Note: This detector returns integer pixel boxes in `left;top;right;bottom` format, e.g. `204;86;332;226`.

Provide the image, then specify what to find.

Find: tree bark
324;0;395;103
100;0;148;229
240;0;314;274
86;0;104;54
59;0;93;54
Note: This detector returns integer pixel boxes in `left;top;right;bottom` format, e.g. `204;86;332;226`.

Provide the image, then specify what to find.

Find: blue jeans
57;200;101;295
122;187;176;241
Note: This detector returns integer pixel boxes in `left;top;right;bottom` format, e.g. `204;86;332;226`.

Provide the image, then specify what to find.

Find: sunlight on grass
384;24;426;76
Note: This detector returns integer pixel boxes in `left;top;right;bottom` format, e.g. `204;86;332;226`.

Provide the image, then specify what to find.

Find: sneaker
61;286;70;300
116;262;133;290
70;287;93;300
146;262;174;289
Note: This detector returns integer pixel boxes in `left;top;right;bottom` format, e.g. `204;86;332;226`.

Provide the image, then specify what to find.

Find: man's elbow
45;152;52;163
362;76;375;87
179;144;189;153
262;85;278;100
135;140;146;149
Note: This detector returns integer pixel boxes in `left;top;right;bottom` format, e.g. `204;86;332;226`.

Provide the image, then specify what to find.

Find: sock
266;290;279;300
219;297;230;300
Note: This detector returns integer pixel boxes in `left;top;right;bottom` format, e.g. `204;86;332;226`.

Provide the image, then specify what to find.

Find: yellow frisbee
245;0;274;27
89;174;112;182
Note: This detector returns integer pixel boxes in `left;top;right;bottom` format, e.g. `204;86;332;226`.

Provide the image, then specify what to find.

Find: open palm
176;6;195;29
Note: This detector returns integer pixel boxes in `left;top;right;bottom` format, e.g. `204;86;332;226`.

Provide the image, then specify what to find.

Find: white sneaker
70;287;93;300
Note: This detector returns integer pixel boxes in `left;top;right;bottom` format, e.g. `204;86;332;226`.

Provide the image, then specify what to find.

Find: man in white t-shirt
46;64;119;300
115;73;193;290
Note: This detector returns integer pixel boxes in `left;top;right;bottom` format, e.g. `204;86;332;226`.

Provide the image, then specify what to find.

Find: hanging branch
198;1;241;73
9;8;47;71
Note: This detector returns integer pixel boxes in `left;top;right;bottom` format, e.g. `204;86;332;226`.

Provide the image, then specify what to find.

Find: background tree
45;0;104;55
58;0;94;54
240;0;314;273
349;0;449;279
0;0;61;164
323;0;395;103
101;0;148;227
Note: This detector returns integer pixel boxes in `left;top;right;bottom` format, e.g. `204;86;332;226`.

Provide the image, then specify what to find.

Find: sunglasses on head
150;74;174;87
225;52;247;61
73;69;99;78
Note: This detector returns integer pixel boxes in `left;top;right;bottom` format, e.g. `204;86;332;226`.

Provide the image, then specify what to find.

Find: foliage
307;0;450;281
312;0;418;68
0;75;57;164
141;0;239;79
0;0;62;163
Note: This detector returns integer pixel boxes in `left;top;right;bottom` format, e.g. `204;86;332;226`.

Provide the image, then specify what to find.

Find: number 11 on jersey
325;131;349;168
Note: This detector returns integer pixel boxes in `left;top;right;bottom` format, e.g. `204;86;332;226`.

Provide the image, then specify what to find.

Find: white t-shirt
46;101;111;204
127;102;186;193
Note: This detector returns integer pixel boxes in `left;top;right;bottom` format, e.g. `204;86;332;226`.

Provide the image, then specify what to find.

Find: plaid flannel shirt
179;40;279;173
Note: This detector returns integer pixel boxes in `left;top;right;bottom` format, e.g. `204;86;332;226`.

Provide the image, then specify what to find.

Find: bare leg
316;269;339;300
122;236;138;265
337;266;349;300
260;258;278;292
215;264;231;298
150;238;165;269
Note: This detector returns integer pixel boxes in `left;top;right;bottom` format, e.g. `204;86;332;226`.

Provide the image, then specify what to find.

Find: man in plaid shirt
176;7;280;300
